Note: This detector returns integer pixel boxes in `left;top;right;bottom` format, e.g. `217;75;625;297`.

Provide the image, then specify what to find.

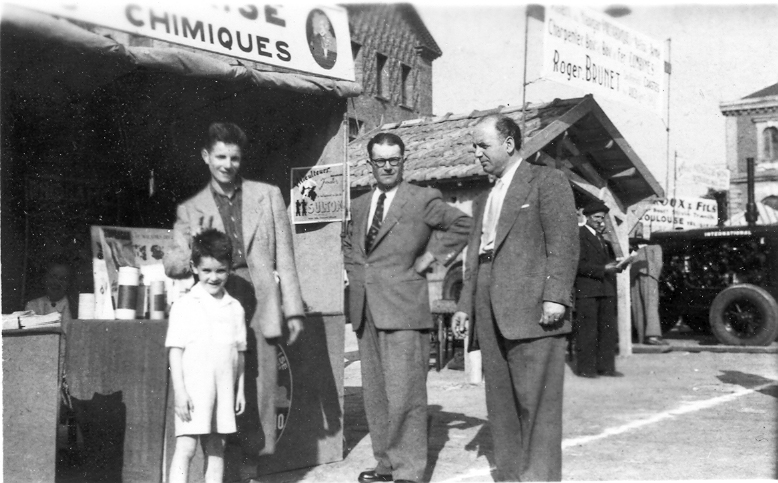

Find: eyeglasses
369;157;403;167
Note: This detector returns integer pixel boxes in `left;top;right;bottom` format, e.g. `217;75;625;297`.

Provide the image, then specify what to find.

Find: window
401;64;412;107
762;126;778;161
376;53;389;98
348;118;364;142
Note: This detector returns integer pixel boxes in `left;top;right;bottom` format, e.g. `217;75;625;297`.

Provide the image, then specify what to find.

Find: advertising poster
90;226;192;318
542;6;666;116
18;1;355;81
641;197;718;234
291;163;346;224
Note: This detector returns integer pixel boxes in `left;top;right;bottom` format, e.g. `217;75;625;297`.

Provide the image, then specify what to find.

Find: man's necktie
365;192;386;252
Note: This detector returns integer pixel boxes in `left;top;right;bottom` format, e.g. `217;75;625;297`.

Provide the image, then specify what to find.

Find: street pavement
260;329;778;483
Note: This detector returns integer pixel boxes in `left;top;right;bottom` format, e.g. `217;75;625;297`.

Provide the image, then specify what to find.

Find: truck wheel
709;284;778;346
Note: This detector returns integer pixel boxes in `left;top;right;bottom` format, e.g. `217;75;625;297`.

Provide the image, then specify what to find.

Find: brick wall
347;5;436;136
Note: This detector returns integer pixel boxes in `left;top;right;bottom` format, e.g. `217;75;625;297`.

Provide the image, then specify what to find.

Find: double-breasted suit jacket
457;161;580;341
575;226;617;299
343;181;472;330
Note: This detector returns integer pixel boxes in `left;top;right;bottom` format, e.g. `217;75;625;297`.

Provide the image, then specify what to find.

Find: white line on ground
437;382;776;483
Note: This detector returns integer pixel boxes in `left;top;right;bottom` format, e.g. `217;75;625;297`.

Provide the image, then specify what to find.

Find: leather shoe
598;370;624;377
577;372;598;378
645;336;669;346
358;470;393;483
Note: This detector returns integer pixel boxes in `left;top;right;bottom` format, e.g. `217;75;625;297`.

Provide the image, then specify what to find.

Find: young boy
166;229;247;483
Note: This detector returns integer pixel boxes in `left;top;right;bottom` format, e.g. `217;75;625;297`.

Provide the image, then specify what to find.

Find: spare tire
709;284;778;346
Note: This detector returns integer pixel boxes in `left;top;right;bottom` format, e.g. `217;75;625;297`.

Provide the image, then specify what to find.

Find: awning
726;202;778;226
1;4;362;103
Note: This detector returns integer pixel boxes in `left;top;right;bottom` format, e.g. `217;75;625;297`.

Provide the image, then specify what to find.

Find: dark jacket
575;226;617;298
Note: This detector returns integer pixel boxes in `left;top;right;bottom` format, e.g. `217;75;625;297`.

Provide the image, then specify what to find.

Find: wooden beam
568;155;606;189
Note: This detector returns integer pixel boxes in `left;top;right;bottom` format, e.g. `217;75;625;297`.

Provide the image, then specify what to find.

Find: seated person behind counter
25;259;74;323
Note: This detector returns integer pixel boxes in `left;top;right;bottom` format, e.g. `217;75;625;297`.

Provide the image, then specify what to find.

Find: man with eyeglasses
343;132;471;483
452;115;579;482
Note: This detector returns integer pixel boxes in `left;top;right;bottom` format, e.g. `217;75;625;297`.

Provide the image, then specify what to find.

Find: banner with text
541;6;665;117
291;163;346;224
641;197;718;234
20;1;355;81
678;164;731;191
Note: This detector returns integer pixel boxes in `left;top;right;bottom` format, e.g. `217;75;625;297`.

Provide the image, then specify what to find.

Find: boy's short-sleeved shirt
165;283;246;351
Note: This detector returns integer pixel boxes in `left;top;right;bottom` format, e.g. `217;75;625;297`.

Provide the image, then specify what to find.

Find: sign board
541;6;665;117
641;197;718;233
679;164;731;191
18;1;355;81
291;163;346;224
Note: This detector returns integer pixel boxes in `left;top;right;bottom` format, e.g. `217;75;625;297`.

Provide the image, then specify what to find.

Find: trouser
573;296;617;375
475;261;566;482
357;304;430;482
631;275;662;342
224;268;278;479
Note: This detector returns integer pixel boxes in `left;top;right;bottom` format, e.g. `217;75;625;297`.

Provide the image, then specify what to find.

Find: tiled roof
348;98;579;188
743;82;778;100
348;95;665;207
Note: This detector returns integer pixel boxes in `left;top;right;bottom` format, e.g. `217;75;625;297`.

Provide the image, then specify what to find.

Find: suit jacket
163;180;305;338
575;226;617;299
456;161;579;341
630;244;663;282
343;181;472;331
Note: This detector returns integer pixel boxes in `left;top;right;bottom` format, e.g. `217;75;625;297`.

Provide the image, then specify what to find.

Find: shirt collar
210;177;242;199
496;157;522;188
190;282;234;306
585;224;598;236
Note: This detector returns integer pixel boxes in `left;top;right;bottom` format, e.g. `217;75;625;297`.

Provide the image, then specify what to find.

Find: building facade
720;82;778;215
345;4;441;140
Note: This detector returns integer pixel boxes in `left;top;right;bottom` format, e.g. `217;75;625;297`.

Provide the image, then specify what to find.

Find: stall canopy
1;4;362;102
348;95;664;210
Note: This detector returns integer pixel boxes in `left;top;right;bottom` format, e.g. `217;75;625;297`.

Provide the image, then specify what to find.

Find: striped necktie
365;192;386;252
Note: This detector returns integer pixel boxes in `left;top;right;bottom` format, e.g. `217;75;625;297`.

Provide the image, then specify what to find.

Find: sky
414;2;778;197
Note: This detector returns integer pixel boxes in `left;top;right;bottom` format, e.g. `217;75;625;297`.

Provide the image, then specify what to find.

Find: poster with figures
90;226;193;319
291;163;347;224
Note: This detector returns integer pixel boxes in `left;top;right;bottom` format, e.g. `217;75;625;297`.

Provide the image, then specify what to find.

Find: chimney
745;157;759;227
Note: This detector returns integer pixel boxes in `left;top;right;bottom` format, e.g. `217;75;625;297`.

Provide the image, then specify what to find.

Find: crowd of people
24;120;665;483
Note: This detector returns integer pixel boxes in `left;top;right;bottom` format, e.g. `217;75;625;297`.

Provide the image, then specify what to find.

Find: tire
709;284;778;346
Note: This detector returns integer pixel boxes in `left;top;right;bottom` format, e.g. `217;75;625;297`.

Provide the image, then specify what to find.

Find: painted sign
291;163;346;224
19;1;355;81
641;197;718;233
679;164;731;191
541;6;665;116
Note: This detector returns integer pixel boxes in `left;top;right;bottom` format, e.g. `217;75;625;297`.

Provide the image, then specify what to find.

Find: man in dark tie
452;115;579;481
572;200;623;378
343;132;472;483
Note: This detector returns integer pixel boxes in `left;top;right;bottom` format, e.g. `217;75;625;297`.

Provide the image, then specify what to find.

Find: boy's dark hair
204;122;248;151
367;132;405;158
191;229;233;267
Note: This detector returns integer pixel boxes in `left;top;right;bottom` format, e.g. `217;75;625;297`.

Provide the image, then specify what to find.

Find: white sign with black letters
541;6;665;117
17;1;355;81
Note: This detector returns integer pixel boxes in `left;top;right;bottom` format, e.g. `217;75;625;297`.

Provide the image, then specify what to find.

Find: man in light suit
452;115;579;482
343;132;471;483
630;228;666;345
164;122;305;480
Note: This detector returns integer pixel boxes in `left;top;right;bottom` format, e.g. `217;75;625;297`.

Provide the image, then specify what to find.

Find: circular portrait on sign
306;9;337;70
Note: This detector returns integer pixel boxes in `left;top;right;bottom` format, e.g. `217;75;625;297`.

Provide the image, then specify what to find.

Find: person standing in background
573;200;623;378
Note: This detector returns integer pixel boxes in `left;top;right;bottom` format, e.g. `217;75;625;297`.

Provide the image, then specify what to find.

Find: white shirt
25;296;72;323
366;184;400;234
479;158;522;253
584;224;598;237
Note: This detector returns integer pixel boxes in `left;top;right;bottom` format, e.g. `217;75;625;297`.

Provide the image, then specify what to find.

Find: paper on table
2;311;61;330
